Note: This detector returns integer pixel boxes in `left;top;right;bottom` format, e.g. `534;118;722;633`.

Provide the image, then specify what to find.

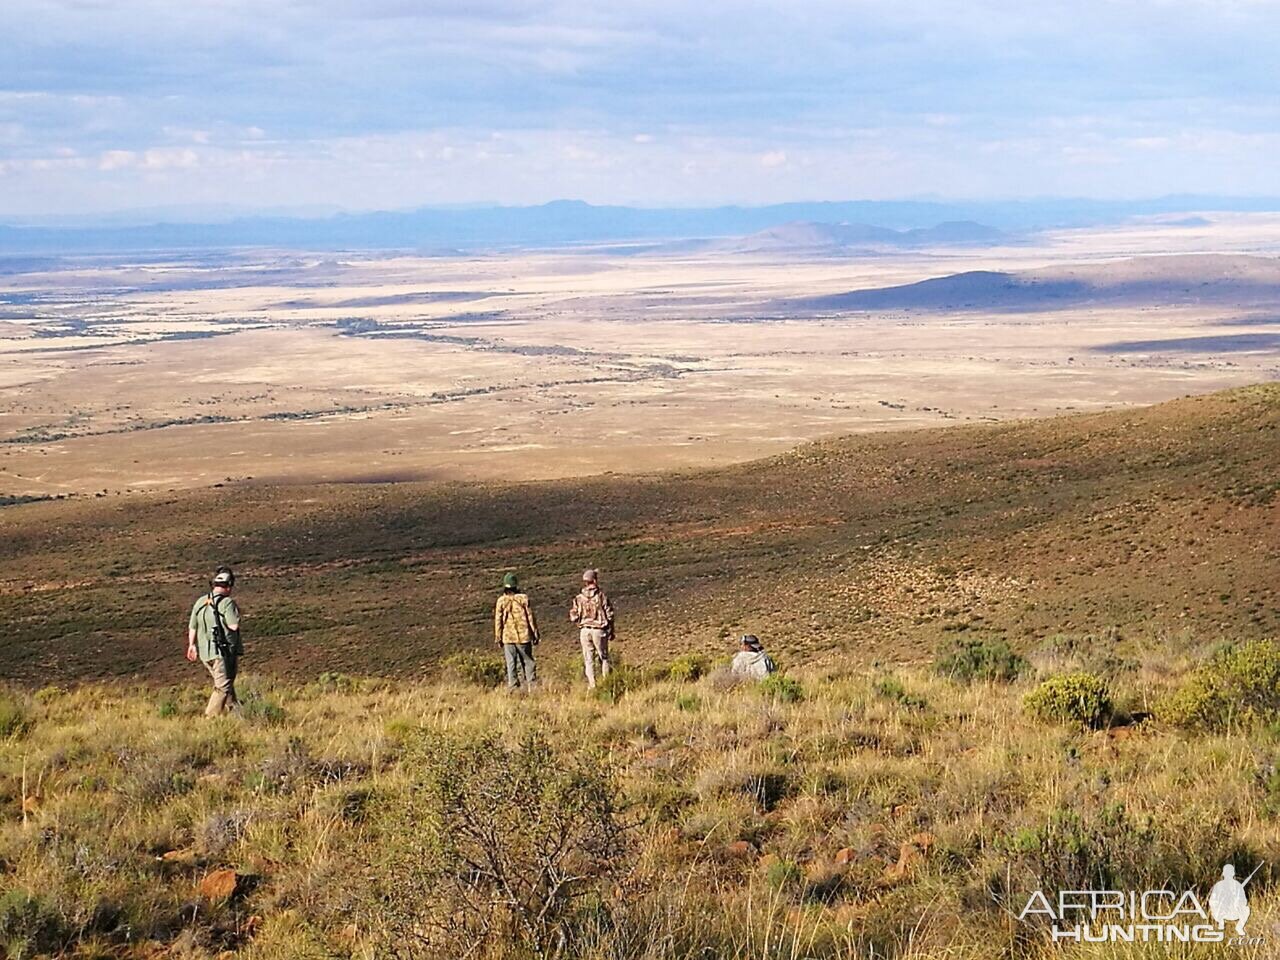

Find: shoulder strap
209;593;227;630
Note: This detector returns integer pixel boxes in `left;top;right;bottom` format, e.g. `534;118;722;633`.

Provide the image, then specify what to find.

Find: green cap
502;572;519;589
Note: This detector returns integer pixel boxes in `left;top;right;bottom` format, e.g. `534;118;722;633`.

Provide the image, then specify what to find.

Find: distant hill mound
1;383;1276;685
788;254;1280;311
713;219;1005;254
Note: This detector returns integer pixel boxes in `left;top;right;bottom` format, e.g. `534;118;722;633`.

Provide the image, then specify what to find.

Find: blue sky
1;0;1278;215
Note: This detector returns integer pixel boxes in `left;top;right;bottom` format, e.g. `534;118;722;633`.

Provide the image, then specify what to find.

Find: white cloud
97;149;136;170
760;150;787;169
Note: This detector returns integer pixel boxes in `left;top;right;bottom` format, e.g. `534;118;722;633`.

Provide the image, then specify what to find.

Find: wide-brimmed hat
740;634;763;652
582;568;598;583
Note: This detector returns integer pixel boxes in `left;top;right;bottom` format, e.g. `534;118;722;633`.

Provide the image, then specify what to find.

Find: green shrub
675;693;701;712
873;674;927;711
759;674;804;704
0;890;67;960
157;699;179;719
33;686;61;705
238;681;286;726
935;636;1027;683
0;694;31;739
1005;802;1243;896
1159;640;1280;731
765;858;803;890
441;651;506;688
593;664;640;704
311;671;359;694
1023;672;1113;728
667;654;710;683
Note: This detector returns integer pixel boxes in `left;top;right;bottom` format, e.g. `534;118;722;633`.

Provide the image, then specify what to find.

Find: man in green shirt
187;567;242;717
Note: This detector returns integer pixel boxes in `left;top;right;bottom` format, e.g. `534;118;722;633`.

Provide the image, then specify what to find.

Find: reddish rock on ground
198;868;240;902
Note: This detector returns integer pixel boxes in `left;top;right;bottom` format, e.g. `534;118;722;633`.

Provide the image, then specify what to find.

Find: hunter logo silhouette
1209;863;1259;937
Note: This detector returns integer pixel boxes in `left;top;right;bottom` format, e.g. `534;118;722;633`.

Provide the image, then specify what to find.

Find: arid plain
1;213;1279;497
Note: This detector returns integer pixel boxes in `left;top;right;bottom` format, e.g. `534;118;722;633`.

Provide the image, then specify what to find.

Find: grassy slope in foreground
1;383;1277;686
3;650;1280;959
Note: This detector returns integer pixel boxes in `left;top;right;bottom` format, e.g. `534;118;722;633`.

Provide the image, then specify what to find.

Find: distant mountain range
0;196;1277;254
701;219;1006;254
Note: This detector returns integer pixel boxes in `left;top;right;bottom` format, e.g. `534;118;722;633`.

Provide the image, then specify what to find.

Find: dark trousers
503;643;537;688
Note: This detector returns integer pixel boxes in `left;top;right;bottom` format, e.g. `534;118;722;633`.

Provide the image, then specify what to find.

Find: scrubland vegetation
4;633;1280;959
2;383;1276;957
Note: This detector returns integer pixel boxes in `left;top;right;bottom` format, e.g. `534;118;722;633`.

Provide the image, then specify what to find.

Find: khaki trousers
204;655;239;717
579;628;610;687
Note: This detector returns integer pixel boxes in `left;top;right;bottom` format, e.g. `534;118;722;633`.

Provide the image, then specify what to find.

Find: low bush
1158;639;1280;731
765;857;802;890
440;651;506;688
594;663;643;704
1023;672;1112;728
873;674;927;711
667;654;710;683
1005;801;1244;896
238;684;286;726
935;636;1027;683
364;729;628;959
310;671;360;694
0;693;31;739
759;674;804;704
0;890;67;959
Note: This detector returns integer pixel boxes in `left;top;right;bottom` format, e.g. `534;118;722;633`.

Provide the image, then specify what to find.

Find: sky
1;0;1278;216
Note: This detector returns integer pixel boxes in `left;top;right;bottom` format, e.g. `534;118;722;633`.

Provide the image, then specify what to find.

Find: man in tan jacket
569;568;614;689
495;572;539;690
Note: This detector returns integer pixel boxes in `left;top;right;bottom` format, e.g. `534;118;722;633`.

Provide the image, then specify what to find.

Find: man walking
495;572;539;691
187;567;242;717
569;568;614;689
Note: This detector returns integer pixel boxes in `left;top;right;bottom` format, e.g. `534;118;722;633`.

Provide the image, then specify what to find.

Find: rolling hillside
1;383;1276;686
788;254;1280;311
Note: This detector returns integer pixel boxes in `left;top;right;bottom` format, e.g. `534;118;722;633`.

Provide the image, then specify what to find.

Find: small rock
834;847;857;865
198;868;240;902
906;831;936;853
724;840;756;860
884;842;925;882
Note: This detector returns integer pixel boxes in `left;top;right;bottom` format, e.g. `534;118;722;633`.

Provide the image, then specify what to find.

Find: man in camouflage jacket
569;568;614;689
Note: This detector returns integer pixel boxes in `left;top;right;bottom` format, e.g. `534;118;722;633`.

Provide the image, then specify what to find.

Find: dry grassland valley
0;215;1279;960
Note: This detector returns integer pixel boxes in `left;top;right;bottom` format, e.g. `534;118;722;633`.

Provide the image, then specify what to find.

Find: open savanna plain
2;214;1279;497
0;385;1277;960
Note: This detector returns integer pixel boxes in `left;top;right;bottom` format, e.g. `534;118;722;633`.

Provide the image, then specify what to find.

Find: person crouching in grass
495;572;540;691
